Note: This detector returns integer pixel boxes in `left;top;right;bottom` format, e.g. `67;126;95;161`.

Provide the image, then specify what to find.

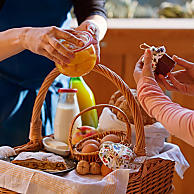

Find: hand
157;56;194;96
75;20;100;64
133;49;154;84
21;26;83;65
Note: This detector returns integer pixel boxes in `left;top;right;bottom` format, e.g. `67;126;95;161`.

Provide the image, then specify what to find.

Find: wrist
18;27;33;49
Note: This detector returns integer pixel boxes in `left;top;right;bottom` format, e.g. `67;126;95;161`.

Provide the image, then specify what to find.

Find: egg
100;134;121;145
82;143;99;153
82;139;100;149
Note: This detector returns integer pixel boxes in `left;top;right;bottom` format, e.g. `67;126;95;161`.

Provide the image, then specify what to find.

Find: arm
0;28;25;62
72;0;107;40
134;49;194;147
0;26;83;64
137;76;194;147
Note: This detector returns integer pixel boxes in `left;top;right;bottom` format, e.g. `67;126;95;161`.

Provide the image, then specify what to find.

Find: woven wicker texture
3;63;175;194
68;104;132;162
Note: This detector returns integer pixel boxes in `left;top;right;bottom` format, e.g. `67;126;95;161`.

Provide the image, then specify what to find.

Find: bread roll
109;89;156;125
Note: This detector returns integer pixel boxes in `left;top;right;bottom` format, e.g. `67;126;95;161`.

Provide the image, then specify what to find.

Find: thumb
144;49;152;70
143;49;154;78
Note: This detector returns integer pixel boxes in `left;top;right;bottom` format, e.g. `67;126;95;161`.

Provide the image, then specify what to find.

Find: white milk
54;103;82;144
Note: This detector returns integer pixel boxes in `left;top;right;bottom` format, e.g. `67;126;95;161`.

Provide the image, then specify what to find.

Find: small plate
43;159;76;175
43;137;70;157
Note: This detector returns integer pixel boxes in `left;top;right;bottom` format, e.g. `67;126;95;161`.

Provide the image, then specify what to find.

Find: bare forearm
86;15;107;41
0;28;30;61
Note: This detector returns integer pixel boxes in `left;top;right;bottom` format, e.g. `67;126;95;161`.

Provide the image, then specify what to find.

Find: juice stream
70;77;98;128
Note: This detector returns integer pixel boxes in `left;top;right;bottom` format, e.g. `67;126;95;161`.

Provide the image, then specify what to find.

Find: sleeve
71;0;107;25
137;76;194;147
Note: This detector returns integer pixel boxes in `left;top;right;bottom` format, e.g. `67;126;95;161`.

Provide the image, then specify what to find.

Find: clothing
137;76;194;147
0;0;106;147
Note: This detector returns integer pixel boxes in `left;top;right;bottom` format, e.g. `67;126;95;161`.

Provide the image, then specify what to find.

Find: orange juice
70;77;98;128
55;31;97;77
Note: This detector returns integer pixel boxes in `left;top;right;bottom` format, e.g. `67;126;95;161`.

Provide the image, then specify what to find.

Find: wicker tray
0;64;174;193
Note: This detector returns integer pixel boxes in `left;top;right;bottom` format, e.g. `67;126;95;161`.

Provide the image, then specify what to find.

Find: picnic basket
0;64;175;193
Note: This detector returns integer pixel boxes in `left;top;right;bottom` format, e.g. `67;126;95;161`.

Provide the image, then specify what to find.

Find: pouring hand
75;20;100;64
21;26;83;66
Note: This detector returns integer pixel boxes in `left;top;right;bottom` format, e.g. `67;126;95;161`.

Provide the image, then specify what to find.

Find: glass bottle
54;88;82;144
70;77;98;128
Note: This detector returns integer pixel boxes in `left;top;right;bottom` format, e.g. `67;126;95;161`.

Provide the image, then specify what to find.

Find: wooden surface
84;19;194;194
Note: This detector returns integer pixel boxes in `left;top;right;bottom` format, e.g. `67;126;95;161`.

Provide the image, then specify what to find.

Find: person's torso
0;0;72;88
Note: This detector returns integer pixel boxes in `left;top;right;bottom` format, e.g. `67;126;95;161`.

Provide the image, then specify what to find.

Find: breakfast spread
11;152;67;171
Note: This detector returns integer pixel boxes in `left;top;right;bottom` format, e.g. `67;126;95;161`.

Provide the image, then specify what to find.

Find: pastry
0;146;16;157
11;152;67;170
109;89;156;125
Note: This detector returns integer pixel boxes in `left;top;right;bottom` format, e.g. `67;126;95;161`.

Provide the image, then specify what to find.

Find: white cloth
0;142;189;193
98;107;169;156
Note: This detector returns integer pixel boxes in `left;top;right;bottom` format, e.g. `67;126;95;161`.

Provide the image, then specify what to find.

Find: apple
72;126;98;145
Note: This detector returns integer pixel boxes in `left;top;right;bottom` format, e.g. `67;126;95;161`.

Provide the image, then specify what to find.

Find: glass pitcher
55;30;97;77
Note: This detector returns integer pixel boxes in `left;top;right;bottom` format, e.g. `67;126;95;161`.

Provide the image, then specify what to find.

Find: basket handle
93;64;146;156
68;104;132;153
26;64;145;156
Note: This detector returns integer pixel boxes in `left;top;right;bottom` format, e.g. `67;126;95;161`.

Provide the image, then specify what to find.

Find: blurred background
80;1;194;194
105;0;194;18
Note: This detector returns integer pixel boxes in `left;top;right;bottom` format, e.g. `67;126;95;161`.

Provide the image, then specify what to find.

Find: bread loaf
109;89;156;125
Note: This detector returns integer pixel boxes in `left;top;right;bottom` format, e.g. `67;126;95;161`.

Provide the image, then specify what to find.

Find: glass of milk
54;88;82;144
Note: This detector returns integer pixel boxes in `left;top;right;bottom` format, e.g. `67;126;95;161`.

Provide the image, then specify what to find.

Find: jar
55;30;97;77
54;88;82;144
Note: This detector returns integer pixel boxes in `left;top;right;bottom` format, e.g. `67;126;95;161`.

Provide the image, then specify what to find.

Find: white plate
42;137;70;157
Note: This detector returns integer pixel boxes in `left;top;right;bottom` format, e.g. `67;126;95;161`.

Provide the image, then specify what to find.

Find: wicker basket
68;104;132;162
0;64;175;193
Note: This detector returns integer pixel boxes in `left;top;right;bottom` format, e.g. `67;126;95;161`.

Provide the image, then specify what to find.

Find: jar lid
58;88;78;93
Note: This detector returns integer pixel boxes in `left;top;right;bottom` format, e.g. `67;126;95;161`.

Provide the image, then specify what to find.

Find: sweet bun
109;89;156;125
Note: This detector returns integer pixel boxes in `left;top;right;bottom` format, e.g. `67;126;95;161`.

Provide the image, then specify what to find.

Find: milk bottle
54;88;82;144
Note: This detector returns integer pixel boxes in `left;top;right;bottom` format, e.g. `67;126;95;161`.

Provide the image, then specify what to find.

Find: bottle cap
58;88;78;93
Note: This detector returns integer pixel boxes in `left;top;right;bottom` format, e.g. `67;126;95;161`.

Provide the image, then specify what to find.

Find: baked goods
90;162;101;175
0;146;16;157
11;152;67;170
76;160;90;175
109;89;156;125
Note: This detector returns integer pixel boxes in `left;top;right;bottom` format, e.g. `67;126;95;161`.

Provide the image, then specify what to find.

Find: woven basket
0;64;174;193
68;104;132;162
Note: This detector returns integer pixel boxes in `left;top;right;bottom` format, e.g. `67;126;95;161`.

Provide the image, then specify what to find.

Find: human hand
21;26;83;66
157;56;194;96
75;20;100;64
133;49;154;84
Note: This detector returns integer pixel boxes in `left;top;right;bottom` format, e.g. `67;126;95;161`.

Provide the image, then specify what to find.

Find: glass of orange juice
55;30;97;77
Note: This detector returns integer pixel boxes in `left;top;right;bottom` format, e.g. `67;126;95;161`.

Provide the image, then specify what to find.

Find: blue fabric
0;0;72;146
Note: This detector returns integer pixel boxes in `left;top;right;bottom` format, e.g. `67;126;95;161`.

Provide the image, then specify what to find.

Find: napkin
97;107;169;156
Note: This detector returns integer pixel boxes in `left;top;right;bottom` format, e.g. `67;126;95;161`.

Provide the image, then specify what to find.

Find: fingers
51;27;84;47
44;44;70;65
158;74;176;91
167;72;186;92
134;55;144;72
48;37;74;58
172;55;194;70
